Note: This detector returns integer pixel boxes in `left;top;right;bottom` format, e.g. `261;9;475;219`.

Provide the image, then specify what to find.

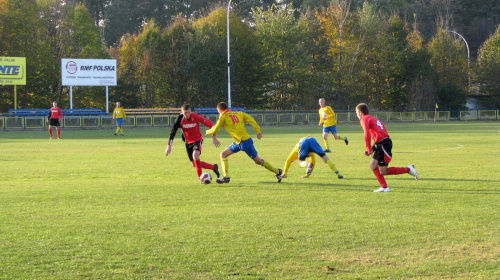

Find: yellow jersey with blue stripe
318;106;336;127
113;107;126;119
206;110;261;144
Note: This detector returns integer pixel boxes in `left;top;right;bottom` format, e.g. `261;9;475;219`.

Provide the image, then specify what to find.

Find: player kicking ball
165;104;221;183
206;102;282;184
356;103;419;192
280;136;344;180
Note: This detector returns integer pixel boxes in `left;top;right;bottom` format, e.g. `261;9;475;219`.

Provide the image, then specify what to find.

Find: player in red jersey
356;103;419;192
165;104;221;182
47;101;63;139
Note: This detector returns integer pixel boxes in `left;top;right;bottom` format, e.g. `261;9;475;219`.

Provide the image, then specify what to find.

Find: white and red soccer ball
200;173;212;184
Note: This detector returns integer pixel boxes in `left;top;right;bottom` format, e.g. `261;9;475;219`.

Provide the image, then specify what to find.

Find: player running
112;101;127;136
281;136;344;180
47;101;62;139
206;102;283;184
318;98;348;152
165;104;221;183
356;103;419;192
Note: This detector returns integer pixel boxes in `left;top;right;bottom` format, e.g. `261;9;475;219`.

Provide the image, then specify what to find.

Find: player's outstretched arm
212;135;221;147
165;144;172;156
243;113;262;136
206;117;223;136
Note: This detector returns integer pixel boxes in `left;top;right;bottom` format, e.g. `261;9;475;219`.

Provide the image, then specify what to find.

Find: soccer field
1;123;499;279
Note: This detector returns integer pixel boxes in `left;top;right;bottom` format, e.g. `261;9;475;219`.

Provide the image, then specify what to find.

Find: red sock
199;161;214;170
373;168;387;188
194;160;202;178
56;128;61;138
387;167;410;175
48;128;52;137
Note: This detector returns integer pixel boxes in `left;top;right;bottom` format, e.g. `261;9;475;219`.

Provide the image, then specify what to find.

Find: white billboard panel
62;59;117;86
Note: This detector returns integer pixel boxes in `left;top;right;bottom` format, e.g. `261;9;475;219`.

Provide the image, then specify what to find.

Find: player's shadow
253;177;500;195
261;181;362;191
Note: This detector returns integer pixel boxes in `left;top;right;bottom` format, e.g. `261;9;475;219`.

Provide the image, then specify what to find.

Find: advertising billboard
0;57;26;85
62;59;117;86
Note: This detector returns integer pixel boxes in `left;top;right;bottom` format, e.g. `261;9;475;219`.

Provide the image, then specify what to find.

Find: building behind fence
0;109;498;130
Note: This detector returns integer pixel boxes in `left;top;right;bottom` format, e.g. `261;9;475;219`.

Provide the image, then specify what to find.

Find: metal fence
1;110;498;130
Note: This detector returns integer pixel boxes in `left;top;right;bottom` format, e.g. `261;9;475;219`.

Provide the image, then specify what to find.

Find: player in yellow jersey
112;101;126;136
206;102;283;184
281;136;344;180
318;98;348;152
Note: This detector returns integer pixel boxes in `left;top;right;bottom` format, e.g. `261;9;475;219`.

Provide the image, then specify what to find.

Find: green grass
1;122;499;279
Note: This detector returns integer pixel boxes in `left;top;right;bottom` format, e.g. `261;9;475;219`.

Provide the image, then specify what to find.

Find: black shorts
185;140;202;162
49;118;61;127
372;138;392;166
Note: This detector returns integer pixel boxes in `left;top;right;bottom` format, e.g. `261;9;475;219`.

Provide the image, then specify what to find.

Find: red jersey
48;107;63;119
169;112;214;144
360;114;390;153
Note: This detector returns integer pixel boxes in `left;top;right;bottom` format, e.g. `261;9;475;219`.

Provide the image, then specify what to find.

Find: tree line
0;0;499;112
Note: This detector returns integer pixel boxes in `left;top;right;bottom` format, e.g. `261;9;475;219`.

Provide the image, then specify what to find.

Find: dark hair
181;104;190;111
217;102;228;111
356;103;369;115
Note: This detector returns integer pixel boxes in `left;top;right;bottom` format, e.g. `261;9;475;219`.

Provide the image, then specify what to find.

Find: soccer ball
200;172;212;184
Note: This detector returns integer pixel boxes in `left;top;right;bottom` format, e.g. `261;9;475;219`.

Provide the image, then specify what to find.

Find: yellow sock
323;139;330;150
120;127;124;134
221;157;229;177
116;127;120;134
326;159;339;173
261;159;278;174
337;136;345;140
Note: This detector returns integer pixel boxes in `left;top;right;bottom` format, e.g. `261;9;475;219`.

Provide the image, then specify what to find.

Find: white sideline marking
422;143;464;153
446;144;464;150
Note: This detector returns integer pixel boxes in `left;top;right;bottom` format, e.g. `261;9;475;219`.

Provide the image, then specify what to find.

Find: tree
58;3;107;59
158;17;194;107
476;25;500;107
298;8;334;109
57;3;109;108
188;8;232;107
189;7;266;108
225;9;269;108
353;1;382;106
135;20;164;107
371;15;415;111
0;0;56;110
110;33;142;108
406;18;436;110
428;24;469;110
254;4;312;109
103;0;142;46
317;0;366;109
112;20;163;108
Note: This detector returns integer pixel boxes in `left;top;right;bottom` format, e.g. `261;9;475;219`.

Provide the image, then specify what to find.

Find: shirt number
377;120;384;130
229;115;239;124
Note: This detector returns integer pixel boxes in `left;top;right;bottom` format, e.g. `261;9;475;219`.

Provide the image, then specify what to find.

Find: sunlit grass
1;122;499;279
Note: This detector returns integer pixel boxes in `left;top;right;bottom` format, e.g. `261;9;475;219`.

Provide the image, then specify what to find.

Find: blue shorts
323;125;337;134
228;138;258;159
116;118;124;126
298;137;325;160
